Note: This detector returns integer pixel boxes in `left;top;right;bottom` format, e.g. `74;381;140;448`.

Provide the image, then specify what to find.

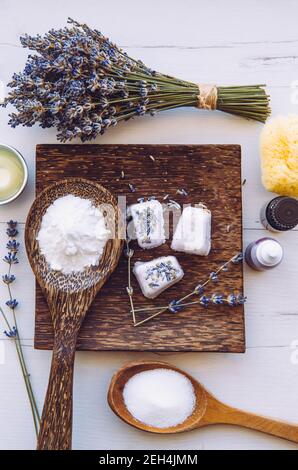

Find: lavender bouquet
2;18;270;142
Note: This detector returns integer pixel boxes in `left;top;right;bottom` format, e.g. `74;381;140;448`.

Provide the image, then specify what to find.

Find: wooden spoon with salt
25;178;123;450
108;360;298;443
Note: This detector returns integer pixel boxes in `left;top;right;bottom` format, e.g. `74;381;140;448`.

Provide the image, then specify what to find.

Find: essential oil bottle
245;237;283;271
260;196;298;232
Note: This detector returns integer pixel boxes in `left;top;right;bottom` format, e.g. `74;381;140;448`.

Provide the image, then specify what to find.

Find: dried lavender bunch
2;18;270;142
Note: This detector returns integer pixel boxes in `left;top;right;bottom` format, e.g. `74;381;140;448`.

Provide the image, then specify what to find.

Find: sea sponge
261;115;298;196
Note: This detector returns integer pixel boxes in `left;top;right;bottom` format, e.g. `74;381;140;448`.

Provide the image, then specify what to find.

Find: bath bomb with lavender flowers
130;199;165;249
171;205;211;256
133;255;184;299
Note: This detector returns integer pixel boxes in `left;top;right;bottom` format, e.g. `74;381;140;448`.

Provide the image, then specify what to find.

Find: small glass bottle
260;196;298;232
245;237;283;271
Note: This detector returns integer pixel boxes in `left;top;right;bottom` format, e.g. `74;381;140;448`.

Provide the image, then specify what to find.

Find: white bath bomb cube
133;256;184;299
171;205;211;256
130;199;165;249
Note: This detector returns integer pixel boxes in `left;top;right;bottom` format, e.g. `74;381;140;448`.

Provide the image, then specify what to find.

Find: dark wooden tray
34;144;245;352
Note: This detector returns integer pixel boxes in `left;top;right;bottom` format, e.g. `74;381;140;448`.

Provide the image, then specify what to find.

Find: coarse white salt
171;205;211;256
130;199;165;249
123;368;196;428
36;194;110;274
133;255;184;299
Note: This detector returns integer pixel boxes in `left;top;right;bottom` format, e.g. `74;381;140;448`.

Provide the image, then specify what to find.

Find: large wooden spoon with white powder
25;178;123;450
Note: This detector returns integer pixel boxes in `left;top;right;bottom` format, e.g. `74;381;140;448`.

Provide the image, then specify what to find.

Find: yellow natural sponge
261;115;298;197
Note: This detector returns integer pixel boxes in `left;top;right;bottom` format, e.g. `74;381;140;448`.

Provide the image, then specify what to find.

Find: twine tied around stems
197;84;218;110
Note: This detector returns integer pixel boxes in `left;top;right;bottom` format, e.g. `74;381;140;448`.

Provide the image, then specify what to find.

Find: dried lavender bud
199;295;210;308
211;294;224;305
232;253;244;264
6;299;18;309
194;284;204;295
2;274;16;284
168;300;182;313
128;183;136;193
126;286;134;296
209;272;218;282
4;326;18;338
226;294;237;306
6;240;20;253
235;293;247;305
124;248;134;258
176;188;188;196
6;226;18;238
3;252;19;265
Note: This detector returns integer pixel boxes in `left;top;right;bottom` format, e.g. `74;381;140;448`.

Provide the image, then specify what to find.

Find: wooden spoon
25;178;124;450
108;360;298;443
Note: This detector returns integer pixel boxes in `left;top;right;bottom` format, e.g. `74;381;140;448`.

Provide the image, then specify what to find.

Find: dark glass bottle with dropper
260;196;298;232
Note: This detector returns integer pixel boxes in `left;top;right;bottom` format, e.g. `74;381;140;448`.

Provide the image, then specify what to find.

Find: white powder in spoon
123;368;196;428
37;194;110;274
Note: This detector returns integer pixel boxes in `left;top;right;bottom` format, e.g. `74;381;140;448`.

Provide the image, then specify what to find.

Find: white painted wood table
0;0;298;450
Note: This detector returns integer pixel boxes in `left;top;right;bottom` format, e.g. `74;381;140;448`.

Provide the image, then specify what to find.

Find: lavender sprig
0;221;40;436
124;238;136;324
132;253;246;327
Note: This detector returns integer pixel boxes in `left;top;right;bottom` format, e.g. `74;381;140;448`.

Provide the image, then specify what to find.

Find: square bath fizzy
130;199;166;249
133;256;184;299
171;205;211;256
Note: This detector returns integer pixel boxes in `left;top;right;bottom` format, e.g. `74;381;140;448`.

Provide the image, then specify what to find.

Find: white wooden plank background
0;0;298;450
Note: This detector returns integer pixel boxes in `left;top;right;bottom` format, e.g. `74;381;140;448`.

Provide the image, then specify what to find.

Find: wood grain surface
35;144;244;352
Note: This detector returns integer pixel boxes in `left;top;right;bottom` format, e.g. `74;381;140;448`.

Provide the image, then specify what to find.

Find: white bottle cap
256;239;283;266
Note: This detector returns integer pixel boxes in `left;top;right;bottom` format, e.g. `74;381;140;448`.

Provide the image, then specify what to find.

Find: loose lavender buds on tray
133;256;184;299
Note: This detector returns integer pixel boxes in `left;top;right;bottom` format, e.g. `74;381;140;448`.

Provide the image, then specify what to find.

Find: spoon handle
36;292;86;450
203;398;298;443
36;333;77;450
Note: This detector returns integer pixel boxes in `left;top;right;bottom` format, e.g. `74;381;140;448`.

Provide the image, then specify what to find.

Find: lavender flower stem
133;305;167;313
1;222;40;437
126;240;136;324
1;304;39;436
0;306;12;332
134;307;168;327
13;320;41;427
7;266;40;425
14;338;39;436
